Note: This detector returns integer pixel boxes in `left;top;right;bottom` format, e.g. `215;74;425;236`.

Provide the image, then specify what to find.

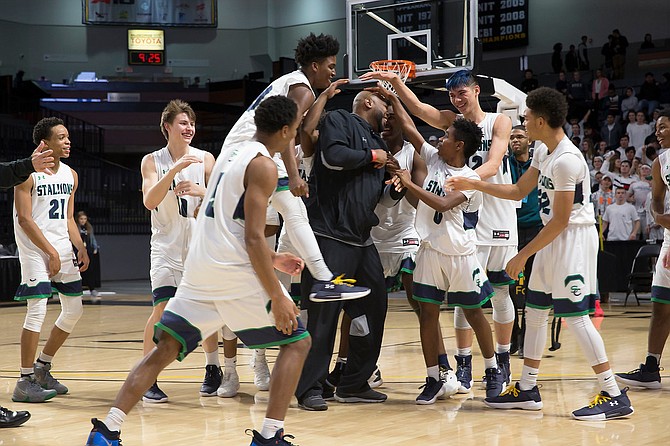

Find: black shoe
142;382;168;403
298;394;328;411
309;275;371;302
496;351;512;386
200;365;223;396
325;361;345;388
322;383;335;401
484;367;506;398
86;418;122;445
247;428;297;445
0;406;30;428
334;388;387;403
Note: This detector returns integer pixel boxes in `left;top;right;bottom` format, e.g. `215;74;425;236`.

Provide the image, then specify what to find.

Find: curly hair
160;99;196;140
254;96;298;134
33;117;65;145
526;87;568;129
451;117;483;159
294;33;339;66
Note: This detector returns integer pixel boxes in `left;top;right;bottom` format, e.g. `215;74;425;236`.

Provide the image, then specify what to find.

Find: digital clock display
128;50;165;65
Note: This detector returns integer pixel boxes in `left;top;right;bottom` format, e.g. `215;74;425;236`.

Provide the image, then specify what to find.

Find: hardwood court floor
0;289;666;445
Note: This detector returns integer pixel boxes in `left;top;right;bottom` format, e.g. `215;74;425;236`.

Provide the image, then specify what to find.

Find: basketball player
0;143;55;426
384;90;495;404
616;109;670;389
362;68;512;395
86;95;310;446
217;34;368;397
139;99;216;403
448;87;634;421
12;117;89;403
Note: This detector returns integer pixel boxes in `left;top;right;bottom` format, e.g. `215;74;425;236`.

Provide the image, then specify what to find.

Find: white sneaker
439;369;459;398
368;367;383;389
216;369;240;398
250;352;270;391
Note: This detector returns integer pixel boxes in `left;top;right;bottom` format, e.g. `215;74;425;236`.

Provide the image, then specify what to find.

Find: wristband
371;150;377;163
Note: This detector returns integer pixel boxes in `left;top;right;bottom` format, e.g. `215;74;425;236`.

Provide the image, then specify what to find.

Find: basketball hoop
369;59;416;94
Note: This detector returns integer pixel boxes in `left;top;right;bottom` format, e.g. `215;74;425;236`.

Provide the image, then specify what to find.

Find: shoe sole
12;391;57;403
484;400;543;410
200;390;218;397
142;396;168;403
614;375;661;389
334;395;387;403
572;406;634;421
416;386;446;405
217;390;239;398
1;413;31;428
309;290;371;303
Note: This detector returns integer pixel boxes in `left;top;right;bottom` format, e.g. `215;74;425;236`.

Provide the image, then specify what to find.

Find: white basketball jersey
415;142;482;256
531;136;595;226
372;141;420;253
14;163;75;257
658;150;670;243
150;146;206;270
223;70;314;178
179;141;272;299
467;112;518;246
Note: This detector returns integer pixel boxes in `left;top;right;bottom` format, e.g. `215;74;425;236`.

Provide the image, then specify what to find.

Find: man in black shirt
296;90;395;410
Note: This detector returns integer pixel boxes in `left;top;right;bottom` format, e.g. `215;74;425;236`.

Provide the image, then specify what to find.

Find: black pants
296;236;387;399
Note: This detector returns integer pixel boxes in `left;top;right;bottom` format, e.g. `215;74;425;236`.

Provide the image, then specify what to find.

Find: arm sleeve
0;158;35;190
319;111;373;171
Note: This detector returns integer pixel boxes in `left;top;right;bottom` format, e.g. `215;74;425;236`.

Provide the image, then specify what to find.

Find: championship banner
83;0;217;27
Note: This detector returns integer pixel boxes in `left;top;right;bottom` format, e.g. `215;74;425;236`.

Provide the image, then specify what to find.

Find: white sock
496;343;511;354
427;365;439;380
260;417;284;439
597;369;621;397
38;352;54;363
484;356;497;370
103;407;126;433
519;365;539;391
457;347;472;357
20;367;33;376
205;349;220;367
255;349;266;359
224;356;237;371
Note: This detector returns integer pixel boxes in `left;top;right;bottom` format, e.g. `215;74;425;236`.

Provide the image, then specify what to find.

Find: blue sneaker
248;428;297;445
615;363;662;389
496;351;512;386
309;275;371;303
484;382;543;410
571;388;634;421
484;367;506;398
86;418;122;446
415;377;446;405
455;355;473;393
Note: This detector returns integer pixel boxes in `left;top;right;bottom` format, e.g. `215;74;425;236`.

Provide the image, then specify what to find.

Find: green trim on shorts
154;322;190;362
399;266;414;275
153;296;172;306
489;279;515;286
412;295;442;305
275;185;290;192
448;291;494;309
525;302;553;310
245;329;311;349
14;293;53;301
652;297;670;304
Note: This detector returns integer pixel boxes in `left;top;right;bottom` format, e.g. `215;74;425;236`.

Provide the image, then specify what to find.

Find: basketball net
369;59;416;94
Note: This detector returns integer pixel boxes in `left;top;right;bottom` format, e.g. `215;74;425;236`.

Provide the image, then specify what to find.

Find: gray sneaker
12;376;57;403
34;362;69;395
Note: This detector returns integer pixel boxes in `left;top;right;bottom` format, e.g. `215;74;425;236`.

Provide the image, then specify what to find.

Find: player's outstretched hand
31;142;55;175
271;296;301;335
359;70;400;83
273;252;305;276
445;176;477;192
322;78;350;99
172;155;202;173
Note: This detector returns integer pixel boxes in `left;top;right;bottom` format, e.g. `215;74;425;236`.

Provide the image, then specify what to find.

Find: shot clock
128;29;165;66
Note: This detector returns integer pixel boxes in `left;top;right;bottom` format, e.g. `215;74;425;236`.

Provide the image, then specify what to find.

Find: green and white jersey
531;136;595;226
658;149;670;244
14;163;75;257
150;146;206;271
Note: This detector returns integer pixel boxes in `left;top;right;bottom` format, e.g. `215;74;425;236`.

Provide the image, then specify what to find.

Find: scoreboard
127;29;165;66
478;0;529;51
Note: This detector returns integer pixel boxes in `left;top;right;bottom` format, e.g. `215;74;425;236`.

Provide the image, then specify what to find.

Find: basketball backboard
346;0;477;88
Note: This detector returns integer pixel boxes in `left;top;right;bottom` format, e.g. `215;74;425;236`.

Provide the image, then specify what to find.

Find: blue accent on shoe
416;377;446;405
86;418;121;446
455;354;473;393
496;351;512;386
484;367;506;398
309;275;371;302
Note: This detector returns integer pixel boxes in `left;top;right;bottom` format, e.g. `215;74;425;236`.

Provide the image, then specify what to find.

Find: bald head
352;90;387;133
